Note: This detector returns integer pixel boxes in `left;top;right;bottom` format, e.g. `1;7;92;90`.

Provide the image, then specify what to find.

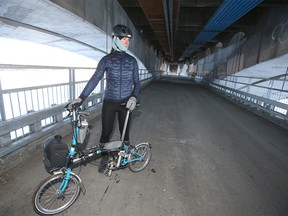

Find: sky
0;37;98;68
0;38;98;89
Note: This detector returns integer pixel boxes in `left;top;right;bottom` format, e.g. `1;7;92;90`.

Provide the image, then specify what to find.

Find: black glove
67;98;83;110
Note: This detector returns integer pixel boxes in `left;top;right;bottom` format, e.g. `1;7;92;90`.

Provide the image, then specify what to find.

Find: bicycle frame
58;104;146;192
56;108;90;195
120;144;147;166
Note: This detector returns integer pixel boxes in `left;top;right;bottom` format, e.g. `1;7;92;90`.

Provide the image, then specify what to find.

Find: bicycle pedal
105;169;112;177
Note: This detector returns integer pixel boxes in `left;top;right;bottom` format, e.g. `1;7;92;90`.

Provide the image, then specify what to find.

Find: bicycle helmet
112;24;133;39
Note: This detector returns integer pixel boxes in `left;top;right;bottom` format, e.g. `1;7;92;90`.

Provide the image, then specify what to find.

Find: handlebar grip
78;111;90;116
120;102;141;107
64;103;90;116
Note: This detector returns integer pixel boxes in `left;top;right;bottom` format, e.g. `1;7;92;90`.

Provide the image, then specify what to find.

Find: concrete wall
196;6;288;77
50;0;162;71
237;6;288;69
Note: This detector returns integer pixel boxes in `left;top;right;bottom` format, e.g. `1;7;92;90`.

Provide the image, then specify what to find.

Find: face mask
112;36;128;52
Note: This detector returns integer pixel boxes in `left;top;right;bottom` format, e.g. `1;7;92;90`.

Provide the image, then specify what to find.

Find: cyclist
68;24;140;172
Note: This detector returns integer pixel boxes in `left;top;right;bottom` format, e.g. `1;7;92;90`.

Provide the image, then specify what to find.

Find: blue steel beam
179;0;264;61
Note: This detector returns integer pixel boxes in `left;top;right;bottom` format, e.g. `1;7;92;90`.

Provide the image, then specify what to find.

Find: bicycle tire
128;143;152;172
33;172;81;215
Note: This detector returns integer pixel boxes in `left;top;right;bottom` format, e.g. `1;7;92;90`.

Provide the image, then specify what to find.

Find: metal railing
191;32;288;127
196;67;288;126
0;65;152;158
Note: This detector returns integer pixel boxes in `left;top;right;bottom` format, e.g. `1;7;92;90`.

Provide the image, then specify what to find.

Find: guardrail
210;82;288;119
0;65;152;158
196;68;288;127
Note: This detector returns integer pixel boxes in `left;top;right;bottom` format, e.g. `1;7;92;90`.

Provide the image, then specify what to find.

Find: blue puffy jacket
80;50;140;102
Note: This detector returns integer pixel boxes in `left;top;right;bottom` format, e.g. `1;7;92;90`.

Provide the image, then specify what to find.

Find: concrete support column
0;133;10;147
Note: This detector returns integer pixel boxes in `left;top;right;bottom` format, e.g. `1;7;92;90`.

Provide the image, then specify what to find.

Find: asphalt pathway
1;78;288;216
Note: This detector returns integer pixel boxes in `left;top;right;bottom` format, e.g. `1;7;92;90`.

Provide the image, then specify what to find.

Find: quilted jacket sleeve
79;57;106;100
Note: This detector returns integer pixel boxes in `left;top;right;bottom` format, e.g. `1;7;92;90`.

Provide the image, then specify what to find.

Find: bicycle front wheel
33;172;81;215
128;143;152;172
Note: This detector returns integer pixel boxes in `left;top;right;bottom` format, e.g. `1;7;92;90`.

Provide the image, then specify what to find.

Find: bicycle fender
135;142;152;148
71;172;86;195
52;170;86;195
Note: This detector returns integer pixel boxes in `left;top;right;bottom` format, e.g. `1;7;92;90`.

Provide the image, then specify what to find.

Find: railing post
0;79;6;121
69;68;76;100
280;67;288;95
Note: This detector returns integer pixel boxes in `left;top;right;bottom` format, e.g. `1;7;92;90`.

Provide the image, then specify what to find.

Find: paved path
1;78;288;216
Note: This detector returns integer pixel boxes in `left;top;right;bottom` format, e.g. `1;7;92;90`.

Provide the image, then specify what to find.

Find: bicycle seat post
120;109;130;143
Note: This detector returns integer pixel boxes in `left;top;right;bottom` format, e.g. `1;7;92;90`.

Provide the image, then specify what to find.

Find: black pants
99;100;131;143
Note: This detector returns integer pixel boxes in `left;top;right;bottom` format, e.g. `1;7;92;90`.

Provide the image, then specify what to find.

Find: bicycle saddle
104;140;122;150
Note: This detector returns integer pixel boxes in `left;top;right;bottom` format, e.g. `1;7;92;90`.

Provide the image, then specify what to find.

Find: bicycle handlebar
64;102;90;117
78;110;90;116
64;100;140;118
120;101;141;107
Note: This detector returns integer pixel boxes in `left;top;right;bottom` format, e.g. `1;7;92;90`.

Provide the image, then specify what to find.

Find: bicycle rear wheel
33;172;81;215
128;143;152;172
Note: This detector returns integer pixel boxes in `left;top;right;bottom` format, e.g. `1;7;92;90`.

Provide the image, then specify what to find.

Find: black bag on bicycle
42;135;68;172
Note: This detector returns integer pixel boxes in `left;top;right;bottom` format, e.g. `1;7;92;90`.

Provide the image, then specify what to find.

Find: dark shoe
99;142;106;149
128;144;135;149
98;155;108;173
124;141;134;149
127;144;135;150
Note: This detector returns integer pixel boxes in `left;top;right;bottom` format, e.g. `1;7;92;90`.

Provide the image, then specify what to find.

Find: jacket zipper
119;54;123;100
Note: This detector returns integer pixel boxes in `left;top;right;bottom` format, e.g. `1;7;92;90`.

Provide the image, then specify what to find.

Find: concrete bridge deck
1;78;288;216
